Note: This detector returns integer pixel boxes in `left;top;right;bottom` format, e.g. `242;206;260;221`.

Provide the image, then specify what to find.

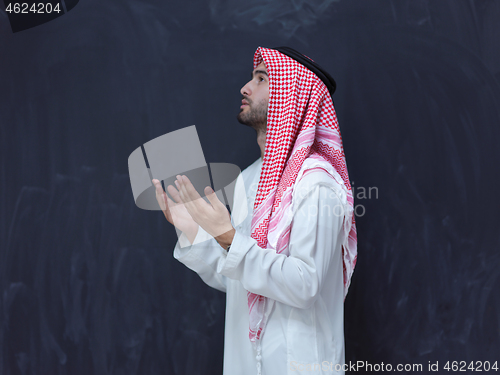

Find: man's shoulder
293;159;348;206
296;157;341;187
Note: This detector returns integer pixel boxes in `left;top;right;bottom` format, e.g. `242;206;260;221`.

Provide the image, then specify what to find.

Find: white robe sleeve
216;182;345;309
173;226;228;293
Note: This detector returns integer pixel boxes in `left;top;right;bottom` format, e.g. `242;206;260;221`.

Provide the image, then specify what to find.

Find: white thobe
174;157;347;375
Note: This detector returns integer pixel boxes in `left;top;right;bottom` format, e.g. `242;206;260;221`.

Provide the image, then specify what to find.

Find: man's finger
179;175;204;203
152;179;162;193
161;192;174;222
175;178;193;210
166;184;182;204
152;179;167;211
204;186;225;209
176;176;194;203
176;176;205;216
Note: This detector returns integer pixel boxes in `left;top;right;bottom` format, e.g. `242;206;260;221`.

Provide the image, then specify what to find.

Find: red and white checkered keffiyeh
247;47;358;343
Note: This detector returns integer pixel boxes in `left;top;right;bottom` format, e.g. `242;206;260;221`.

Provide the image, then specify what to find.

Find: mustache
242;96;253;105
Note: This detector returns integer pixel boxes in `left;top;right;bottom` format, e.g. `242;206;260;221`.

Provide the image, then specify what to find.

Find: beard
237;98;268;132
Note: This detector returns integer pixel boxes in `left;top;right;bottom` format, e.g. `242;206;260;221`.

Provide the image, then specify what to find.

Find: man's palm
153;179;199;239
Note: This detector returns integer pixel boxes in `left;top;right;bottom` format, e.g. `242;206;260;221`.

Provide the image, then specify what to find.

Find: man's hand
174;175;235;249
152;178;199;244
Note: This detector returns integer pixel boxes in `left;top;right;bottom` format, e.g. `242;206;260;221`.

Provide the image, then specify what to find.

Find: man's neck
257;130;266;160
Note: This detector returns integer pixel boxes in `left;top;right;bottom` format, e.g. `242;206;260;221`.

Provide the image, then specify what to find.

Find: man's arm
173;227;228;293
152;178;228;292
215;177;346;309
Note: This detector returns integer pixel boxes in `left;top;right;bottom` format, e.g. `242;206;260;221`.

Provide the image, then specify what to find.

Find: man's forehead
253;61;267;72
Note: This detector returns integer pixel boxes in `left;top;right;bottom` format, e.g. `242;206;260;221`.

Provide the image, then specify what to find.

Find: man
152;47;357;375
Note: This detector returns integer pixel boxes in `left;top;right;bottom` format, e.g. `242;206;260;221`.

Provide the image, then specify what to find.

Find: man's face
237;61;269;131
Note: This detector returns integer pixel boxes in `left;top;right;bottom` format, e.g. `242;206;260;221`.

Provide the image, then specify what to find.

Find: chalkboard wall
1;0;499;374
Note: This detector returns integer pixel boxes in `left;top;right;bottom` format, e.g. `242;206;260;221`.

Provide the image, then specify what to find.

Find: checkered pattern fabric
247;47;358;343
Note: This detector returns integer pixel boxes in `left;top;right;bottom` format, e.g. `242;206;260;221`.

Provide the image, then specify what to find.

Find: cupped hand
174;175;234;242
152;179;199;242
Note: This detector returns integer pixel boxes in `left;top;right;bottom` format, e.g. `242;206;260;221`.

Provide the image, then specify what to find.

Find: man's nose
240;81;252;97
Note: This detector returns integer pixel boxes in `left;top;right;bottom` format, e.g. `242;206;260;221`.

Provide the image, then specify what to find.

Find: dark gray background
1;0;499;374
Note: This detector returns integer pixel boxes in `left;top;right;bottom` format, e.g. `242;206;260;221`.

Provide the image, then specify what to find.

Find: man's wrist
184;226;199;245
216;227;236;250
